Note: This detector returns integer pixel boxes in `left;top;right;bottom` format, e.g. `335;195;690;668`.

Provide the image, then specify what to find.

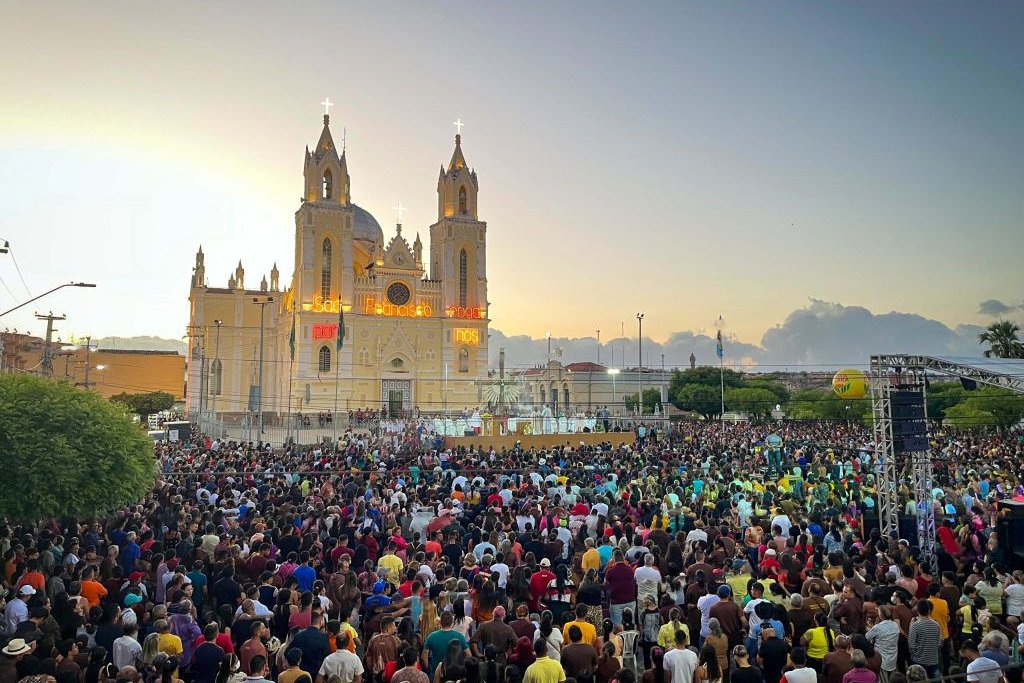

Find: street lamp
636;312;644;416
213;320;223;422
0;282;96;318
607;368;620;415
253;296;275;441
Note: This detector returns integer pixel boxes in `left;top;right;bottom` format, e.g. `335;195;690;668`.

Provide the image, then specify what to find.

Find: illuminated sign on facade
312;324;338;340
445;306;487;319
312;295;342;313
363;297;433;318
455;328;480;345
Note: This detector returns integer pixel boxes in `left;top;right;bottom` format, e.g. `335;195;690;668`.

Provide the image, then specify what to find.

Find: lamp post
0;282;96;318
253;296;275;442
608;368;620;415
213;320;223;423
636;312;644;416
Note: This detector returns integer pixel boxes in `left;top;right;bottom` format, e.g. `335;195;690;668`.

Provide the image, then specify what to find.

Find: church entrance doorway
381;379;411;418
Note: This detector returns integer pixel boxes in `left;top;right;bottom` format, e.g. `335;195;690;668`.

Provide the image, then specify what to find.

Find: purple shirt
843;668;878;683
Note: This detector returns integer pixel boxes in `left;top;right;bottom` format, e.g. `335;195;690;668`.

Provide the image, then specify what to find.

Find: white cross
321;97;334;116
394;201;407;224
453;118;464;136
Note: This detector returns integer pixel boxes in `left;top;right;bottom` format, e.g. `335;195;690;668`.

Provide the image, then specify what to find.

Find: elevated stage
442;430;636;451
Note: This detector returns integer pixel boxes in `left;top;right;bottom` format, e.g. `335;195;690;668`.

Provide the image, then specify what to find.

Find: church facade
184;114;489;420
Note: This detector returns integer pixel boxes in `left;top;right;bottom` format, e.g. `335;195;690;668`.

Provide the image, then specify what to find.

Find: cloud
489;299;988;371
978;299;1022;316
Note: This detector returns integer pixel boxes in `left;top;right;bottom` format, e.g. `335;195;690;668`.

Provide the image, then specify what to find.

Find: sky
1;2;1022;367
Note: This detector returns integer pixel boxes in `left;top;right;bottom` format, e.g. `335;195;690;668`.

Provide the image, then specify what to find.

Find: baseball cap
124;594;143;607
372;580;387;595
18;585;35;596
540;558;551;567
129;572;144;582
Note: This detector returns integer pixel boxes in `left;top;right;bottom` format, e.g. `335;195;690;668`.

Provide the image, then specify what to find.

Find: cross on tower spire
394;201;407;225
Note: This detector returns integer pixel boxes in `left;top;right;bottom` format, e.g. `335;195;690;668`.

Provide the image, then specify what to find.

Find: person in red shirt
528;558;556;611
604;549;637;626
15;560;45;594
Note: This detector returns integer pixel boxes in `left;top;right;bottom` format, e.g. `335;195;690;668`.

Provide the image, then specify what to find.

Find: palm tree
979;320;1024;358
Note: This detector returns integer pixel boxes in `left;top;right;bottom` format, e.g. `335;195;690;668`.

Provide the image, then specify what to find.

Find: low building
1;331;185;400
517;360;673;416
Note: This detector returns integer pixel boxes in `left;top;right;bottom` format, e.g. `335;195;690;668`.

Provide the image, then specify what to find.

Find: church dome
352;204;384;243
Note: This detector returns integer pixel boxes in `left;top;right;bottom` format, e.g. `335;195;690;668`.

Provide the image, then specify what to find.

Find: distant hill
93;336;186;355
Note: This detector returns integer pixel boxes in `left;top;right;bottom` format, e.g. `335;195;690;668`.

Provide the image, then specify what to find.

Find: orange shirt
80;579;108;607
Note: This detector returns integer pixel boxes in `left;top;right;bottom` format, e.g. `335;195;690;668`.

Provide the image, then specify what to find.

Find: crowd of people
2;419;1024;683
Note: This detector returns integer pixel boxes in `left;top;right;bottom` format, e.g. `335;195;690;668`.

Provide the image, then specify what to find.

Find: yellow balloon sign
832;368;868;399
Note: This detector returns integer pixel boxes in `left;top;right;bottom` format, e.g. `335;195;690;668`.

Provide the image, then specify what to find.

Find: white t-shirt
744;598;767;634
490;562;510;588
967;656;1002;683
664;647;699;683
319;650;364;683
1005;583;1024;619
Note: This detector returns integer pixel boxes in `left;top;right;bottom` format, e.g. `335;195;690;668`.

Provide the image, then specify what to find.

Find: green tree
961;387;1024;428
110;391;175;420
786;388;870;422
675;383;722;419
724;387;780;419
926;383;967;419
624;388;662;414
0;374;156;520
979;320;1024;358
943;402;995;430
668;367;743;409
743;379;791;407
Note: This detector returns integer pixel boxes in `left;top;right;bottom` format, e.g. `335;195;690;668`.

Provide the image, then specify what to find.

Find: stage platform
442;430;636;450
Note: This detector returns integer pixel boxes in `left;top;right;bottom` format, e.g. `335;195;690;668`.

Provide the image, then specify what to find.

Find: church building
184;112;490;419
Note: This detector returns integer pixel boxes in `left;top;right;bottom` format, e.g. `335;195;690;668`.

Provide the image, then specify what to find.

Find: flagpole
332;305;345;449
333;352;340;448
286;307;296;448
720;353;725;424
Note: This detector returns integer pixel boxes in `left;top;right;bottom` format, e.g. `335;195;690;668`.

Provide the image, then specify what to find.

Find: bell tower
303;112;350;205
430;125;486;314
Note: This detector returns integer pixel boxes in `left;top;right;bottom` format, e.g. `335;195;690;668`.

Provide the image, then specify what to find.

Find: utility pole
35;312;65;378
83;336;92;389
213;320;223;421
253;296;275;442
636;313;644;416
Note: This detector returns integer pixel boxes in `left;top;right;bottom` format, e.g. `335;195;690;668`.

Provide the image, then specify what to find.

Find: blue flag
716;329;724;359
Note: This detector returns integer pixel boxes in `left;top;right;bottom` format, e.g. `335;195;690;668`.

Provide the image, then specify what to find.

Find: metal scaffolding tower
870;354;1024;564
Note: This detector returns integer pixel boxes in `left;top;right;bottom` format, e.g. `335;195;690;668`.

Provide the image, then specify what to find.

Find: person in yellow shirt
155;619;183;657
523;639;565;683
563;604;599;647
377;543;404;588
658;607;690;649
581;539;601;573
928;585;951;642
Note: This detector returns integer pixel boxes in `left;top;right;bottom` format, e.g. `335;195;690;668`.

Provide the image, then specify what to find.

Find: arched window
459;348;470;373
321;238;332;299
210;359;222;396
540;387;546;405
359;347;370;365
458;186;467;214
318;346;331;373
459;249;468;307
563;383;570;413
323;169;333;199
